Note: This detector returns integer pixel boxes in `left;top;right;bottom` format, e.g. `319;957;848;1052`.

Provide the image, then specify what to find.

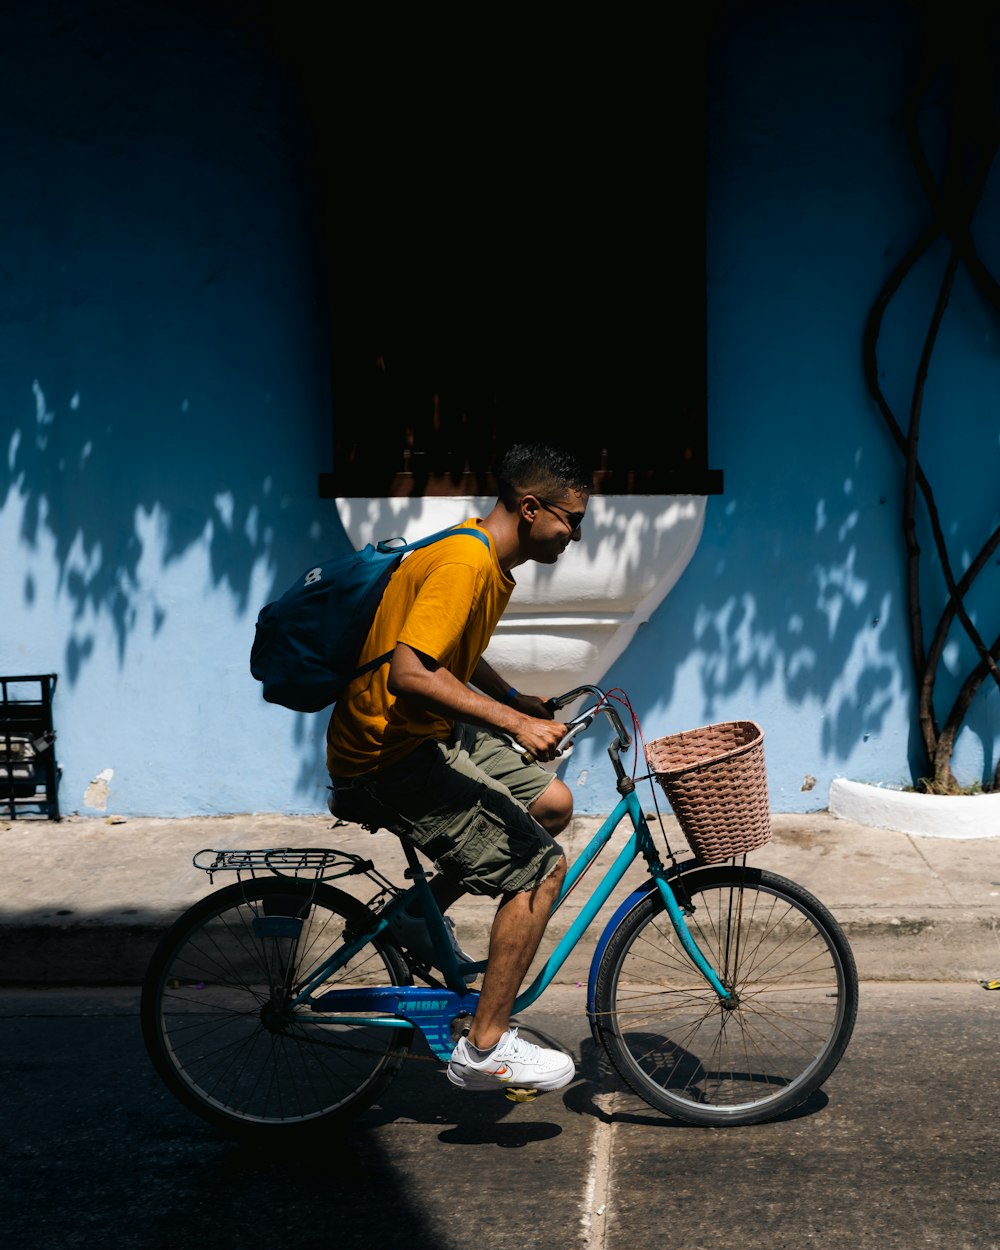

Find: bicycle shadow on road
566;1036;831;1128
354;1052;570;1148
388;1026;833;1137
348;1023;832;1146
350;1015;588;1146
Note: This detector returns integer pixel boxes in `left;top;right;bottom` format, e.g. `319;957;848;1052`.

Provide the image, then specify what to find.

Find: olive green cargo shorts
328;724;564;897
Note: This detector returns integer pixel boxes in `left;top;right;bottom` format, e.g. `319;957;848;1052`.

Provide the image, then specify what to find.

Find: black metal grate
0;674;60;820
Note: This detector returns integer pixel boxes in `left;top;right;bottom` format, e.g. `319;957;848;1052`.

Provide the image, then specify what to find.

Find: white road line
579;1088;616;1248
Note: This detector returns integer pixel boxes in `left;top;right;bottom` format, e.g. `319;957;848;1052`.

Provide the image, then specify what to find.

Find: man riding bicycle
326;441;589;1093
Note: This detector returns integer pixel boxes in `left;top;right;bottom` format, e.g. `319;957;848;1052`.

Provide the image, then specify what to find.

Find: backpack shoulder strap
350;526;492;684
375;525;491;556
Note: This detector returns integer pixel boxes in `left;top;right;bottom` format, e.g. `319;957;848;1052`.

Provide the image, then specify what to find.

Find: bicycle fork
578;788;731;1018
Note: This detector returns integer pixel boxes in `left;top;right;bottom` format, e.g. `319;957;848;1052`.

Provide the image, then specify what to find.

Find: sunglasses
535;495;586;532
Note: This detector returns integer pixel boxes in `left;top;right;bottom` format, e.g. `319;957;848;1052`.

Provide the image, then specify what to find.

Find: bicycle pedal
979;978;1000;991
504;1087;539;1103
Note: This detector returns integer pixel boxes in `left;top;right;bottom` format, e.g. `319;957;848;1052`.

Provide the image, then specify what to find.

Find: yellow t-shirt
325;520;514;775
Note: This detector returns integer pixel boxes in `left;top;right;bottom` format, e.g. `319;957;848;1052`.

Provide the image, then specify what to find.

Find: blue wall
577;0;1000;816
2;1;998;818
0;2;343;815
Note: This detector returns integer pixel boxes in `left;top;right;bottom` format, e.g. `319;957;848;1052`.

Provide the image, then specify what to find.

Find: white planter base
829;778;1000;839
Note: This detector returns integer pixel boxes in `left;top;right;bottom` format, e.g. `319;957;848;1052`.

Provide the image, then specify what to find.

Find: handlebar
547;685;632;754
503;685;632;765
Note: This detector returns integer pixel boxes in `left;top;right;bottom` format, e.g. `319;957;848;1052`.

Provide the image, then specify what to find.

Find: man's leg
445;731;573;1043
439;734;576;1090
419;771;570;918
416;756;573;921
464;853;567;1051
527;777;572;835
447;849;575;1092
405;873;465;918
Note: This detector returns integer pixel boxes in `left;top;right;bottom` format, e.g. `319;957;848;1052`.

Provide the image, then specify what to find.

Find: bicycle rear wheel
141;877;412;1136
594;866;858;1126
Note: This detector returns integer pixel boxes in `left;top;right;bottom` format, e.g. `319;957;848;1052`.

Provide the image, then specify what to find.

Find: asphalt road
1;982;997;1250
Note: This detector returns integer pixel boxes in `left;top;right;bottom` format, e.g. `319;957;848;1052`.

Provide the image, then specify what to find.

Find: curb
2;914;995;986
2;810;998;985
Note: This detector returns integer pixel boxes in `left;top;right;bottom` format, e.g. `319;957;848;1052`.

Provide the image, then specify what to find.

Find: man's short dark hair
496;443;592;508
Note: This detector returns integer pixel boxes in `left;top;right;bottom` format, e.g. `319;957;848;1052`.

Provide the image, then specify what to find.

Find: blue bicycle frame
302;695;732;1062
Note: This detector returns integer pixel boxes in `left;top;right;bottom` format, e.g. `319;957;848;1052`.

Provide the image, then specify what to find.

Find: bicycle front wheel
594;866;858;1126
141;877;412;1136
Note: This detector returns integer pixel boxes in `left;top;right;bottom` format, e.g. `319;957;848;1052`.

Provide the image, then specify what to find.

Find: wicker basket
645;721;771;863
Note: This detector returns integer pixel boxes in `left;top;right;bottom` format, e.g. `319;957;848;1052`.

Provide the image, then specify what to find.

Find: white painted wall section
335;495;708;700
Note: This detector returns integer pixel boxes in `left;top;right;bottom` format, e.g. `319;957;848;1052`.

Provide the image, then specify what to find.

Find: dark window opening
276;12;724;499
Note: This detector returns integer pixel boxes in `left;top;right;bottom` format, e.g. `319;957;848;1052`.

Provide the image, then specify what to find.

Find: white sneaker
447;1028;575;1092
388;910;474;977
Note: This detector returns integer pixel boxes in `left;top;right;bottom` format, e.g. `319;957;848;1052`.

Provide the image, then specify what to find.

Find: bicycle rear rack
193;846;396;891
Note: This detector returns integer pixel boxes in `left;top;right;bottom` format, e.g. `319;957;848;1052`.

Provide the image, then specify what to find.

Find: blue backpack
250;525;491;713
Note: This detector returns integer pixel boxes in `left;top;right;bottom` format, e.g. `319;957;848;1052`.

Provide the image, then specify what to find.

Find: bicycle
140;685;859;1136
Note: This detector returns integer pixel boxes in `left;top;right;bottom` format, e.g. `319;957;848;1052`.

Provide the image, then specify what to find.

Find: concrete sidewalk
1;808;998;984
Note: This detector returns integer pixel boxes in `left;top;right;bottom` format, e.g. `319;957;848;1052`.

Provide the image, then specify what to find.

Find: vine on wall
864;1;1000;793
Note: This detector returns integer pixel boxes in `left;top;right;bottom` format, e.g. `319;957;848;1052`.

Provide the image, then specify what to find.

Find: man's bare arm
388;644;567;761
469;657;555;720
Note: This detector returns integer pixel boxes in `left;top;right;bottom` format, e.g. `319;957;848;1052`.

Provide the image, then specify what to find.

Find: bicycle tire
594;866;858;1126
141;877;412;1136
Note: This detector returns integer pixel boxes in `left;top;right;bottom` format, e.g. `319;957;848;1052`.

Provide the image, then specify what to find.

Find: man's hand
510;714;568;763
510;691;555;720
